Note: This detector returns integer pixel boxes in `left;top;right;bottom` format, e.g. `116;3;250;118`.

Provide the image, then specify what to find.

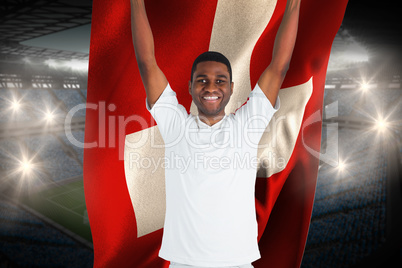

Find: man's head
191;51;232;83
189;51;234;123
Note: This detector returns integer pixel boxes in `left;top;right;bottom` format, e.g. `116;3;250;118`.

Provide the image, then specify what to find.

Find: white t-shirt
146;83;280;267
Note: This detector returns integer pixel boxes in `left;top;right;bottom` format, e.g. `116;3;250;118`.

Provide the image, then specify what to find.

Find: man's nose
204;81;217;92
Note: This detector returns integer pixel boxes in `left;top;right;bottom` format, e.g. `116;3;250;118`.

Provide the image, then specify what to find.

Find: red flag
84;0;348;267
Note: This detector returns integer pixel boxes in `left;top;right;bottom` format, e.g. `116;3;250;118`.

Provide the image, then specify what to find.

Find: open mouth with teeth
202;95;220;102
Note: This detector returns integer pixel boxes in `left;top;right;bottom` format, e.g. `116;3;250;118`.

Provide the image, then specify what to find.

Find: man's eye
198;79;207;83
216;80;224;84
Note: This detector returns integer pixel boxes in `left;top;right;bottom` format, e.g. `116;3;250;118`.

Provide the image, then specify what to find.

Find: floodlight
375;118;388;132
19;159;33;175
360;83;369;92
68;59;88;71
45;111;55;122
337;160;346;172
44;59;58;68
11;100;21;111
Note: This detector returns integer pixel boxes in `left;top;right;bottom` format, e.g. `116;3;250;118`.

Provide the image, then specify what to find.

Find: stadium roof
0;0;91;61
0;0;401;73
0;0;91;43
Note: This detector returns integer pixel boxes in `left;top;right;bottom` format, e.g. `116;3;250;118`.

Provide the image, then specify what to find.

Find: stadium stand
53;89;86;118
24;134;82;182
81;89;87;99
301;110;402;267
0;197;93;267
58;130;85;164
324;88;360;117
0;88;35;123
19;89;65;120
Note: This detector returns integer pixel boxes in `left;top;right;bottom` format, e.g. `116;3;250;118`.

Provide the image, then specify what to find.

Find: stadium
0;0;401;267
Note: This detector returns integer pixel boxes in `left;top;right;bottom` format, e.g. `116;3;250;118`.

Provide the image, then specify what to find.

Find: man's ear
188;81;192;94
230;82;234;95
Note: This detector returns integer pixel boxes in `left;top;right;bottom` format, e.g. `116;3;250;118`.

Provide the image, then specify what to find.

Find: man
130;0;301;267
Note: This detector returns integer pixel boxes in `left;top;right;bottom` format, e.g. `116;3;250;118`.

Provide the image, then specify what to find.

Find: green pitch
22;179;92;243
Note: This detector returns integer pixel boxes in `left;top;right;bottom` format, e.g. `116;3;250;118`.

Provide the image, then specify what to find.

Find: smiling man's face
189;61;234;125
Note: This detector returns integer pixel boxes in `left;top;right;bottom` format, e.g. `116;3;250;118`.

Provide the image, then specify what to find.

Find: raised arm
258;0;301;107
130;0;167;109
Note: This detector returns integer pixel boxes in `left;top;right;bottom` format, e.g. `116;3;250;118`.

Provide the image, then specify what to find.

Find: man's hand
258;0;301;107
131;0;167;109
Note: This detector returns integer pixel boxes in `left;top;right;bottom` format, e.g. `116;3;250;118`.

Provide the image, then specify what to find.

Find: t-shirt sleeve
234;82;280;145
146;83;188;144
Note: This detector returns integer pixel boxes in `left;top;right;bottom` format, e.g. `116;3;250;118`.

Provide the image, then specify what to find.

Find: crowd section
58;130;85;164
0;132;84;192
302;128;388;267
0;88;87;123
323;77;401;120
23;134;83;182
53;89;86;118
0;198;93;267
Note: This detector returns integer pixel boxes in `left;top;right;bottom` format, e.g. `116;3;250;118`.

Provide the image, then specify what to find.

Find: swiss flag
84;0;348;267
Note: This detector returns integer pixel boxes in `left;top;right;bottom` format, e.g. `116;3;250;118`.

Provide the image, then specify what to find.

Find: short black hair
191;51;232;82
